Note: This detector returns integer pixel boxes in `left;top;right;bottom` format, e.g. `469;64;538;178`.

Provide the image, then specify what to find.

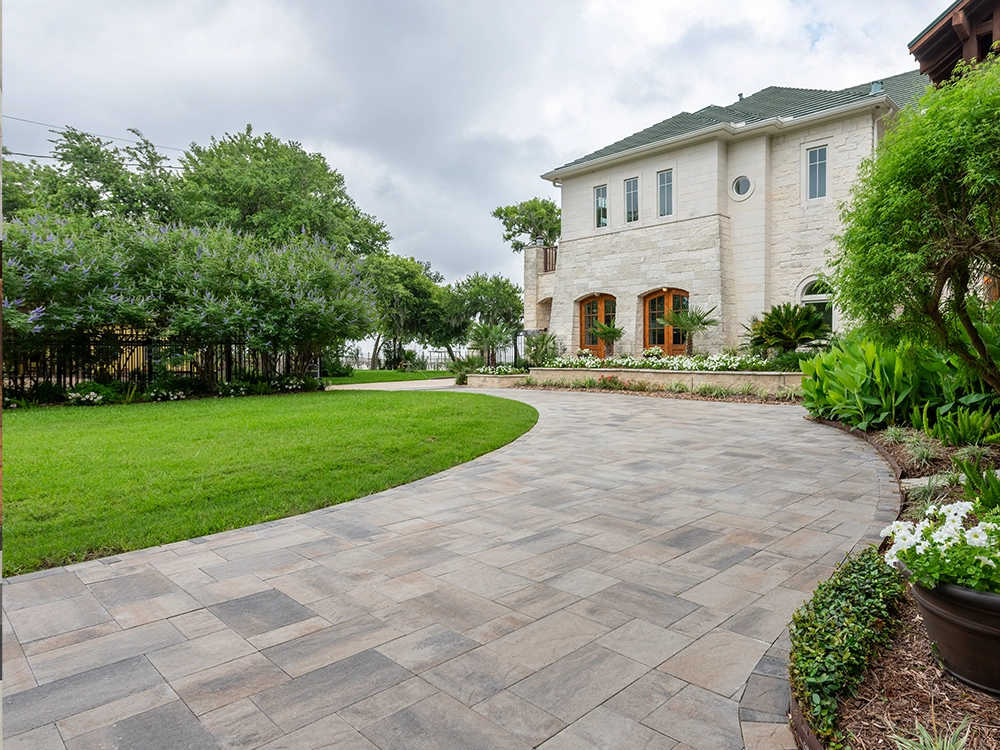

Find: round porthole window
733;176;751;196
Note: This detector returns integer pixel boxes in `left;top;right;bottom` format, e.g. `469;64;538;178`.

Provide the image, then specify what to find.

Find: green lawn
324;370;451;385
4;391;536;576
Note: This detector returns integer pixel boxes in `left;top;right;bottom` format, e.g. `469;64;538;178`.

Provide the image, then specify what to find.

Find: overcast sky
4;0;945;285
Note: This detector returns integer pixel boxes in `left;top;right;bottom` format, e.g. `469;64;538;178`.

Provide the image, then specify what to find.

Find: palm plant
468;321;518;367
524;332;559;366
745;303;829;356
589;319;625;358
659;306;719;356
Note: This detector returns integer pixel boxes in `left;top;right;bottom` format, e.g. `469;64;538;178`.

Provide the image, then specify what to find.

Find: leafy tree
364;254;441;368
745;303;829;356
2;130;179;222
832;56;1000;394
454;272;523;326
491;197;561;252
660;306;719;356
178;125;390;255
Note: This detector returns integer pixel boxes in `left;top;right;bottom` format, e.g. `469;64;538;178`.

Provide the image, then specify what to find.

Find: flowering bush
882;501;1000;593
642;347;665;359
147;388;186;402
540;352;769;372
475;365;528;375
67;390;105;406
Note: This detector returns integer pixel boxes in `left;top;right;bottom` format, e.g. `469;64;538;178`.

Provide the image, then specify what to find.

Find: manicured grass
323;370;451;385
4;391;537;576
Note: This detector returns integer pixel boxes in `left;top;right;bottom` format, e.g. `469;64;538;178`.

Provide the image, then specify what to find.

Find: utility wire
3;115;185;152
3;149;184;168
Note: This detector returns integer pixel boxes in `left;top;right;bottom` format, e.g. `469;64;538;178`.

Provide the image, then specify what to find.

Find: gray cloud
4;0;945;285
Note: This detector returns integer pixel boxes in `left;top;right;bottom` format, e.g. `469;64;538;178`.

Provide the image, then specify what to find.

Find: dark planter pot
908;579;1000;696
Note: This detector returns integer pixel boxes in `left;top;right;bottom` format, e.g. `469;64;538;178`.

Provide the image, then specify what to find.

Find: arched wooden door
644;289;689;356
580;294;617;358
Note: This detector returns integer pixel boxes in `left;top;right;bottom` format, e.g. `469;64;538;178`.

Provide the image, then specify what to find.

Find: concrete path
323;377;454;391
2;389;896;750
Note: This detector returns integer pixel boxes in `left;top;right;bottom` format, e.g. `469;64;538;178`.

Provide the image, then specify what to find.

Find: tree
491;197;561;252
832;56;1000;394
364;254;441;368
2;130;179;222
178;125;390;255
660;306;719;356
454;272;523;326
468;321;518;367
589;319;625;358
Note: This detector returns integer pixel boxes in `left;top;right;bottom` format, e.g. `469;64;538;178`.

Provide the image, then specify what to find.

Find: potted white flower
882;500;1000;695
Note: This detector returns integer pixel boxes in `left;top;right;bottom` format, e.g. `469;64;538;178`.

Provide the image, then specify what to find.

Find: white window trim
797;276;837;329
657;169;674;217
801;141;830;204
594;185;608;229
624;177;639;224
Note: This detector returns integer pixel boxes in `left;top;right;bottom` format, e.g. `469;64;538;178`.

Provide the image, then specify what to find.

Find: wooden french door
644;289;689;356
580;294;616;357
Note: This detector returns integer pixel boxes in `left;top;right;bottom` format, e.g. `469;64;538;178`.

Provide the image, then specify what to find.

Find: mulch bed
514;384;801;406
838;594;1000;749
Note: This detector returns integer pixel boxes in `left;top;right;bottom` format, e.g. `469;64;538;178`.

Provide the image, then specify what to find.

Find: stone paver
2;389;896;749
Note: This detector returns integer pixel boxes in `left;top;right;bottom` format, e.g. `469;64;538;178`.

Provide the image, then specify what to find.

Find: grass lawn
323;370;451;385
4;391;537;576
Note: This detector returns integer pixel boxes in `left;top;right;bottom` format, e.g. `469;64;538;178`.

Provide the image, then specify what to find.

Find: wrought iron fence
3;330;294;394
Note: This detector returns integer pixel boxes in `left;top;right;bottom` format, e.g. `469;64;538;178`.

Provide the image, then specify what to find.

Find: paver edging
769;418;905;750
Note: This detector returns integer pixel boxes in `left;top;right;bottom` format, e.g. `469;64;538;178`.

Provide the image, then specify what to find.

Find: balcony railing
543;246;557;273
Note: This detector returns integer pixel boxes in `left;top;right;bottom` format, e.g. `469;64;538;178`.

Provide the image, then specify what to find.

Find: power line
3;115;185;152
3;150;184;169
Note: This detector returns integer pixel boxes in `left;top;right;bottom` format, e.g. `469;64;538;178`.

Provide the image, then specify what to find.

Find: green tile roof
550;69;929;174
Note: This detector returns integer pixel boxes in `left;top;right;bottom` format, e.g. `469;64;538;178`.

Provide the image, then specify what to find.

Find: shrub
596;375;629;390
26;381;67;404
524;332;560;366
746;303;829;355
447;354;485;385
802;340;926;430
788;547;906;748
147;387;187;402
955;457;1000;513
931;407;999;447
66;380;116;406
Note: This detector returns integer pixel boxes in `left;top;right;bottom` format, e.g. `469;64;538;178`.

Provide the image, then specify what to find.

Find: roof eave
540;95;897;184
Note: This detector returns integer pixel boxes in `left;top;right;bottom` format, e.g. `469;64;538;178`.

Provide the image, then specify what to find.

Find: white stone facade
528;102;891;355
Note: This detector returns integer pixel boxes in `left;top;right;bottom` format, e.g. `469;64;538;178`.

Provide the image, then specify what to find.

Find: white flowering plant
475;365;529;375
882;501;1000;593
540;352;770;372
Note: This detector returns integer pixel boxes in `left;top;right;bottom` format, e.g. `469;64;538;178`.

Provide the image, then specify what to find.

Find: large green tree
178;125;390;255
832;56;1000;393
491;197;560;252
453;272;523;327
2;130;179;222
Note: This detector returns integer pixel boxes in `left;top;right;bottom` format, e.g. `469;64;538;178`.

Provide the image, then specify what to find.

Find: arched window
644;289;689;355
801;279;834;328
580;294;616;356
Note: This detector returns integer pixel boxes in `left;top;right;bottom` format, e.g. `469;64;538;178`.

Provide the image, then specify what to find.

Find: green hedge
788;547;906;748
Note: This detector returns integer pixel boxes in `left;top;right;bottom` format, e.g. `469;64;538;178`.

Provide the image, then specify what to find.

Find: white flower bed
542;353;770;372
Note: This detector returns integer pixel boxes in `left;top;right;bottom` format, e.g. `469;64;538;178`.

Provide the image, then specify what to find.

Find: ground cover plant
788;546;908;748
4;391;537;576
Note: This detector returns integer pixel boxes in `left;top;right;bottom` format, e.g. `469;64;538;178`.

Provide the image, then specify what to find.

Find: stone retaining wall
527;367;801;393
466;374;529;389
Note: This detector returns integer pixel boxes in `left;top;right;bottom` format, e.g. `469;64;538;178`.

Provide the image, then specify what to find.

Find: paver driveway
3;389;896;749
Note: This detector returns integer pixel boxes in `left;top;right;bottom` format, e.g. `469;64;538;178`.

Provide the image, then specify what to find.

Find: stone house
524;70;928;357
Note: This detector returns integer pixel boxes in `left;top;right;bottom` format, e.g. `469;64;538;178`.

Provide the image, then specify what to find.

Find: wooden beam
953;9;973;40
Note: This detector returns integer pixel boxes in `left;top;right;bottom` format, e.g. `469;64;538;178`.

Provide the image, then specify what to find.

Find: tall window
595;185;608;227
644;289;689;355
625;177;639;223
657;170;673;216
580;294;616;355
808;146;827;199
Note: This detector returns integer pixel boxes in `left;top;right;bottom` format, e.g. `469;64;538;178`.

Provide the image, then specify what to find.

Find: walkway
2;389;896;750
